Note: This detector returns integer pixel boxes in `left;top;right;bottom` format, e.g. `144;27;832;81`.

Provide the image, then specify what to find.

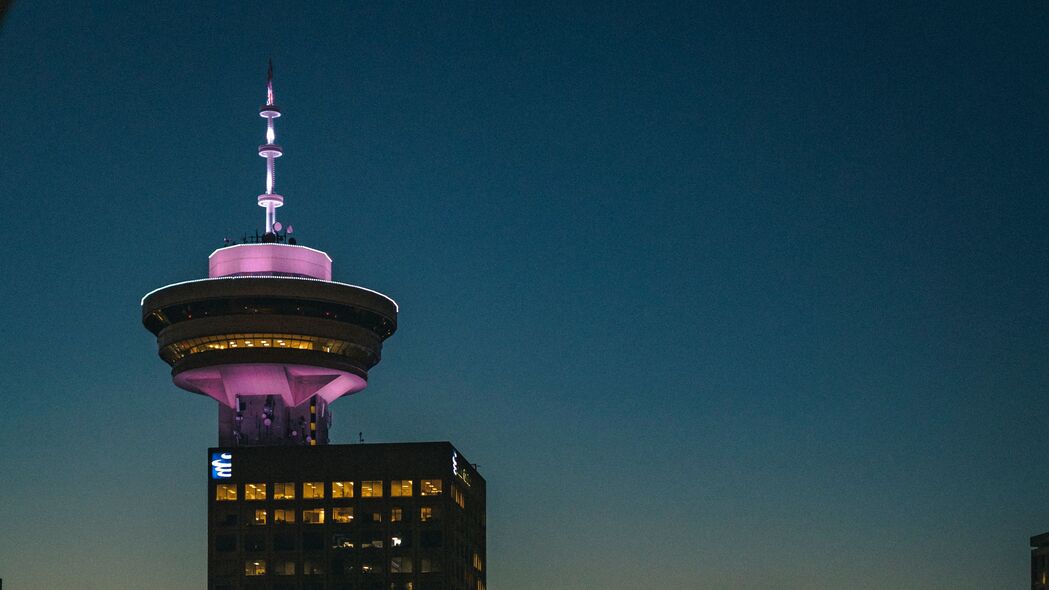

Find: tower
141;63;398;446
140;65;485;590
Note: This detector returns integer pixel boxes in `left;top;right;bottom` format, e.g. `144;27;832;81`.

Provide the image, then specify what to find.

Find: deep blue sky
1;2;1048;588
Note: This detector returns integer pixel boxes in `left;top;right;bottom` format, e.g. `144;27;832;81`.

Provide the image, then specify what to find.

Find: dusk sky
2;2;1048;588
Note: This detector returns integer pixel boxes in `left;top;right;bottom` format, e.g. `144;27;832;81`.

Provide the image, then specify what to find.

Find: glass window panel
303;482;325;499
390;507;403;522
420;479;443;496
251;509;267;525
332;481;354;498
391;480;413;497
274;509;295;524
244;483;267;500
273;482;295;500
244;560;266;576
274;560;295;576
390;557;413;574
216;484;237;501
333;507;354;523
360;481;383;497
303;508;325;524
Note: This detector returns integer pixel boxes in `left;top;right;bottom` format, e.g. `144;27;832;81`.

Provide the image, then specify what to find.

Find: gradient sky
1;2;1048;588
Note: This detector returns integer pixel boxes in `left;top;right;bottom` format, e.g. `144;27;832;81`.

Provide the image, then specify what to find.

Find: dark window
215;535;236;552
274;532;296;551
244;535;266;552
421;530;443;548
303;531;325;551
218;511;238;527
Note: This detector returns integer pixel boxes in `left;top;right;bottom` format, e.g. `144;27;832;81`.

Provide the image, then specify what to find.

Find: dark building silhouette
141;66;486;590
1034;532;1049;590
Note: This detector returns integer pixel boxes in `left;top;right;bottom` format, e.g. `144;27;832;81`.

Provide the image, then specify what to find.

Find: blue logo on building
211;452;232;479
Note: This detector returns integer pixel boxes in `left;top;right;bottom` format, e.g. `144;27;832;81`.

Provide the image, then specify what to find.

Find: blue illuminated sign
211;452;232;479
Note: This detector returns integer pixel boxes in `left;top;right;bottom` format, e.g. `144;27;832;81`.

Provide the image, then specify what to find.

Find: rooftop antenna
257;59;284;234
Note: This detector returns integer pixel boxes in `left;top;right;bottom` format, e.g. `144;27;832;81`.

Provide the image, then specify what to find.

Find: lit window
303;482;325;499
332;481;354;498
216;484;237;501
251;509;267;525
244;483;267;500
420;506;434;522
273;482;295;500
333;507;354;523
473;553;484;572
453;487;465;509
244;560;266;576
274;560;295;575
303;508;325;524
361;561;383;574
391;507;403;522
360;480;383;497
363;535;384;548
390;556;413;574
274;509;295;524
391;480;413;497
420;479;443;495
370;511;383;523
478;580;486;590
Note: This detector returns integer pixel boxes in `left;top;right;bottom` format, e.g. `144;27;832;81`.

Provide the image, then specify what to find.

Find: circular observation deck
141;277;397;408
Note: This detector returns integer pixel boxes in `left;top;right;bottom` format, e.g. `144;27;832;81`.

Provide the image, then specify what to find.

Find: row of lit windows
240;506;438;525
244;556;442;577
160;332;366;364
217;479;443;502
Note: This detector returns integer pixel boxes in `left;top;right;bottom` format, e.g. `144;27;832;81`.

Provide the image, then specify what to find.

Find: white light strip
140;276;400;311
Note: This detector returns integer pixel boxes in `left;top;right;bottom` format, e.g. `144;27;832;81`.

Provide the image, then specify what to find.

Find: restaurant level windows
251;509;267;525
332;480;354;498
273;482;295;499
244;483;267;500
360;480;383;497
420;479;443;495
244;560;266;576
274;560;295;576
333;507;354;523
453;487;465;509
215;484;237;501
391;479;413;497
274;509;295;524
303;481;325;499
303;508;325;524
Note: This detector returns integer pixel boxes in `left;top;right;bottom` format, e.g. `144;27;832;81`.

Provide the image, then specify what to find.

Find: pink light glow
174;362;367;407
209;243;332;280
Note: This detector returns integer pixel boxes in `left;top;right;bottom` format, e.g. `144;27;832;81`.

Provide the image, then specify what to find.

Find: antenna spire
257;60;284;234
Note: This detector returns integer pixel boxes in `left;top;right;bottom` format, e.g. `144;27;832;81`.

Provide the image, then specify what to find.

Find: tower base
218;394;329;446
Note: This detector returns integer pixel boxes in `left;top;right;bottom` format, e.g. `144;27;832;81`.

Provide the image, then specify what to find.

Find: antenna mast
257;59;284;234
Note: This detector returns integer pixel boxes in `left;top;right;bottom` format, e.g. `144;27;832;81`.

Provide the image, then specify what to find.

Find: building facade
208;443;485;590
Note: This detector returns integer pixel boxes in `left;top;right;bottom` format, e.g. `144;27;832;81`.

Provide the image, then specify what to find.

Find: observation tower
141;63;397;446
